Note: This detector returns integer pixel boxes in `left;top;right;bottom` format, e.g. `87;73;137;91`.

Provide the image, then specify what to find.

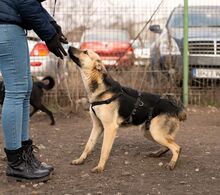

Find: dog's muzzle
68;46;81;67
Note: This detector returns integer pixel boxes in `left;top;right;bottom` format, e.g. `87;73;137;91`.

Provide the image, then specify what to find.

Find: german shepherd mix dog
68;47;187;173
0;76;55;125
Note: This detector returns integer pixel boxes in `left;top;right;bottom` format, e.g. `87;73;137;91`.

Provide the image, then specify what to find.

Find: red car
80;29;134;68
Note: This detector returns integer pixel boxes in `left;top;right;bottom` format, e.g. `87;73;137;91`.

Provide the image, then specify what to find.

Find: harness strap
122;93;161;126
122;92;144;124
90;92;123;116
131;92;144;115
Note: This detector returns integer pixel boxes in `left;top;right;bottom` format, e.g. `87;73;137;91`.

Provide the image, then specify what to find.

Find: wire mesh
29;0;220;110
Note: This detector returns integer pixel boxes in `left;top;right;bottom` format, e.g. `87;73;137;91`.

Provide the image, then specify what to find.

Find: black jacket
0;0;56;41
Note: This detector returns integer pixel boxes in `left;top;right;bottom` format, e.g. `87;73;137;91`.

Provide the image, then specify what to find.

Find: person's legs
21;57;32;142
0;24;30;150
0;24;50;181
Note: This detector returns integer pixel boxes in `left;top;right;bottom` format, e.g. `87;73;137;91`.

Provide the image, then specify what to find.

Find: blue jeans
0;24;32;150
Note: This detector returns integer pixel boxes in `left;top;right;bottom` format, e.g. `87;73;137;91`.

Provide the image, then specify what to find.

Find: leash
113;0;165;67
53;0;57;17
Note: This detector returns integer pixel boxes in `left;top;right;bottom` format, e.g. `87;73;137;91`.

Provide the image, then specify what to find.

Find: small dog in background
0;76;55;125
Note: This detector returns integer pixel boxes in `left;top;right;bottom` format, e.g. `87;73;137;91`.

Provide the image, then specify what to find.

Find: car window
132;40;151;48
83;30;130;42
132;40;141;48
168;8;220;28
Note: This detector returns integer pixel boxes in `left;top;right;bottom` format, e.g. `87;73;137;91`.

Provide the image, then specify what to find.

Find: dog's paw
165;161;176;170
71;158;84;165
91;166;104;173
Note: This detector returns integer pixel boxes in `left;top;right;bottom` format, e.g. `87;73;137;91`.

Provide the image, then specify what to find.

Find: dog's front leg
91;123;118;173
71;111;103;165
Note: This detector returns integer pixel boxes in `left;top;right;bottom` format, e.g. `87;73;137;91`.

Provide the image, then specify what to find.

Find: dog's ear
95;60;103;71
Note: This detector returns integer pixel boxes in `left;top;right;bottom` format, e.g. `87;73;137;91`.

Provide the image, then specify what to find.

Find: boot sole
7;173;51;183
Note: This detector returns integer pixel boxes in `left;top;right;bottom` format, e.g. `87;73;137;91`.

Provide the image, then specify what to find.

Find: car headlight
159;34;181;56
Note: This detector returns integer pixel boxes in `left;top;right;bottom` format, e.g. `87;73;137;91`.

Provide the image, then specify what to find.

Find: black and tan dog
0;76;55;125
68;46;187;173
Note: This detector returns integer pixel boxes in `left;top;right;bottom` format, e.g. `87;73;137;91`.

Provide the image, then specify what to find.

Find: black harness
121;92;144;125
90;89;157;127
90;92;123;115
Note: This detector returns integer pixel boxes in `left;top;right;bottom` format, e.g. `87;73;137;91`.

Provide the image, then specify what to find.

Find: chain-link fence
29;0;220;111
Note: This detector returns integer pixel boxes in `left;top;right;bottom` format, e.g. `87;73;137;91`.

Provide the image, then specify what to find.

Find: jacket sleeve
41;5;55;23
17;0;56;41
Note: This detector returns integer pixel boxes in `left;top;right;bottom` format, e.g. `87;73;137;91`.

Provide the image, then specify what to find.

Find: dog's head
68;46;107;93
68;46;106;73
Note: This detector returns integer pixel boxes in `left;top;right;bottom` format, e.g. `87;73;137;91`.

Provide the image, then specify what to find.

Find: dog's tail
162;94;187;122
38;76;55;90
177;108;187;122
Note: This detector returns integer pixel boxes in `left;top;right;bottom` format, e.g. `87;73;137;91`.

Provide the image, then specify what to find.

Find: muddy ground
0;106;219;195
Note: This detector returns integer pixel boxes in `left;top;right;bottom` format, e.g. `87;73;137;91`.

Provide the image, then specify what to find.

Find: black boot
22;139;54;173
5;147;51;182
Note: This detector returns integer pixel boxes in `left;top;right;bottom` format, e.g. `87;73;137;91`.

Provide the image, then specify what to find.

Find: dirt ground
0;106;219;195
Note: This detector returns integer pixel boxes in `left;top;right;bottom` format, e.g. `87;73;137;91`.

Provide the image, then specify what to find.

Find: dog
68;46;187;173
75;97;89;111
0;76;55;125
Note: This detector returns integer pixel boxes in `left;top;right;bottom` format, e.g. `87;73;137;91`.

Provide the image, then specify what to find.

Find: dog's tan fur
69;48;186;173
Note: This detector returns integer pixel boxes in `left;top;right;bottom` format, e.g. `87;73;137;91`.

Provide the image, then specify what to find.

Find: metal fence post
183;0;189;106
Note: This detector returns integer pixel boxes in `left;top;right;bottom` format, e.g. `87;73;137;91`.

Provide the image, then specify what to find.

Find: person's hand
46;34;67;59
51;21;68;44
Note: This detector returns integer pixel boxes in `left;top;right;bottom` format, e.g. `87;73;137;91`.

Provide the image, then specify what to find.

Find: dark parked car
150;6;220;85
80;29;134;68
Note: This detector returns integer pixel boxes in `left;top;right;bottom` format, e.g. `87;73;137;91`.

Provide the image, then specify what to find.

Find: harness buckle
132;109;137;115
139;101;144;107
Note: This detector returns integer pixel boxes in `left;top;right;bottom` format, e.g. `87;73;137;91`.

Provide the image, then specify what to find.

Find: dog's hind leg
36;104;55;125
149;115;181;170
30;107;39;117
164;139;181;170
71;111;103;165
141;125;169;157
